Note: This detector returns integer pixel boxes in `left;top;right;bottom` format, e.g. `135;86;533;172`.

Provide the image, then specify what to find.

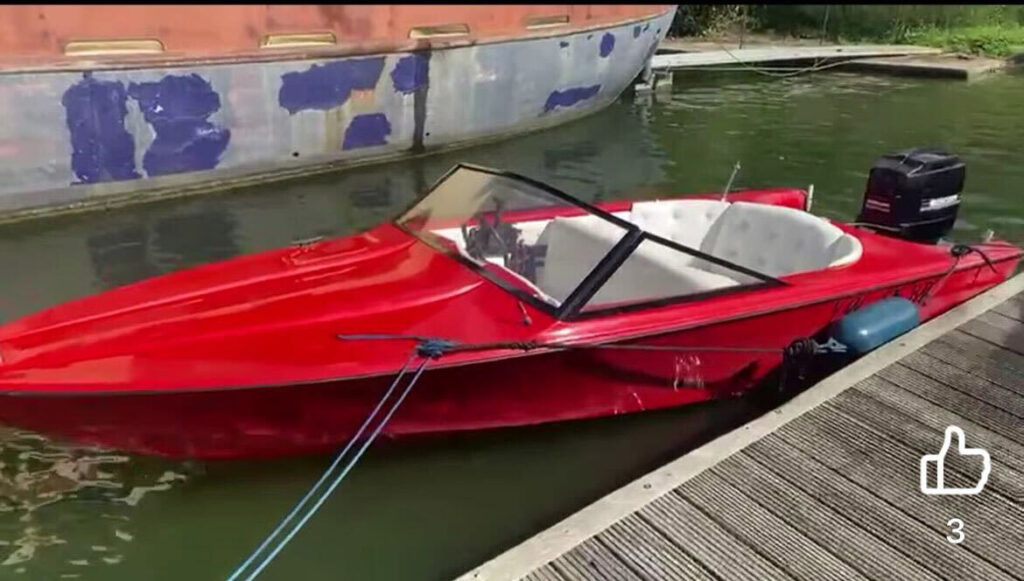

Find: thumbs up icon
920;426;991;496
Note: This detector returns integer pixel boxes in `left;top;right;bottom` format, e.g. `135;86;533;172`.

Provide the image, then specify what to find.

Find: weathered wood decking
650;44;941;71
648;42;1007;82
459;272;1024;581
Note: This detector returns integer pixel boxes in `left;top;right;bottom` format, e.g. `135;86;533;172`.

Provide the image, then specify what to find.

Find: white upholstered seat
537;215;627;302
628;200;731;253
538;215;739;304
698;201;862;277
623;198;862;277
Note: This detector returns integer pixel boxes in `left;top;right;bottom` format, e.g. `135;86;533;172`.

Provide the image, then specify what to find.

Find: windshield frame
394;163;785;321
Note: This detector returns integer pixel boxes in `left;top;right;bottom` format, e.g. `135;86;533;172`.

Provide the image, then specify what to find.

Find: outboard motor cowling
857;148;965;243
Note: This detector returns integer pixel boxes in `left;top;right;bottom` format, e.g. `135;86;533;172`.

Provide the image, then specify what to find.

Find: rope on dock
681;42;866;78
673;58;863;77
671;11;861;78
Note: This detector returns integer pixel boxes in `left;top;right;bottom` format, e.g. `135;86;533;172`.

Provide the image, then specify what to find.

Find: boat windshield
396;165;632;310
396;164;777;318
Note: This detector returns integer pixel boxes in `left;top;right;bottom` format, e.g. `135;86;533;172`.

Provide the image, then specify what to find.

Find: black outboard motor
857;148;965;244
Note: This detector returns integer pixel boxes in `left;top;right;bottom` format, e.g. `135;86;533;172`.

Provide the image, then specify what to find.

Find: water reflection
86;225;158;291
0;429;192;578
0;101;668;322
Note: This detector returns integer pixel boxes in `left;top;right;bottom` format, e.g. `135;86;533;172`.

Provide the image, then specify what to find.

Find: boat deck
459;271;1024;581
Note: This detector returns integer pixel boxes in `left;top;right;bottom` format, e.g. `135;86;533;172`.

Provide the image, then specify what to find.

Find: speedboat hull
0;203;1018;458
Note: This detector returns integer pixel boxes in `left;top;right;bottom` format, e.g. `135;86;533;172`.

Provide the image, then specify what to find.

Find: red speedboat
0;151;1020;459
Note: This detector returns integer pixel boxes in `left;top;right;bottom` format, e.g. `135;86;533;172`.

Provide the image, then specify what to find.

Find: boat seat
538;215;739;305
698;201;863;277
625;199;862;277
628;200;731;258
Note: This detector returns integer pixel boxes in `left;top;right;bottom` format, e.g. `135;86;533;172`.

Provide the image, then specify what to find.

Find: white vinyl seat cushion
538;215;627;303
698;201;862;277
628;200;731;255
825;234;863;269
538;215;738;304
625;198;861;277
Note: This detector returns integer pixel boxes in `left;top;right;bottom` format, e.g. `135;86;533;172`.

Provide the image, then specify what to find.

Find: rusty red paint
0;5;673;68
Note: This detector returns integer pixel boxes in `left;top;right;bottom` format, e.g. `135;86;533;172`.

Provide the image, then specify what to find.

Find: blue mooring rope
227;331;807;580
226;349;433;581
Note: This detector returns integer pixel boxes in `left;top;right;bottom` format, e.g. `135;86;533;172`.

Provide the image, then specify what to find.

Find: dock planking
839;54;1007;81
647;43;1008;82
459;272;1024;581
649;44;940;71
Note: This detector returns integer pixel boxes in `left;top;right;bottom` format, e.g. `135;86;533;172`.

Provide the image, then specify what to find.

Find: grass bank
902;25;1024;58
672;5;1024;58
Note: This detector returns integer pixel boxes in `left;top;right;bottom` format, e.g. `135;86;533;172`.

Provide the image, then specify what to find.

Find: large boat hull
0;254;1014;459
0;6;675;216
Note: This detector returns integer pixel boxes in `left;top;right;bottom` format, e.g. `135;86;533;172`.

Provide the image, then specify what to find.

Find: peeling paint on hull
0;9;674;216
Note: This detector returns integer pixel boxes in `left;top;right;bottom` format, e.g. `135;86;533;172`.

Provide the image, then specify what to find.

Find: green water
1;70;1023;580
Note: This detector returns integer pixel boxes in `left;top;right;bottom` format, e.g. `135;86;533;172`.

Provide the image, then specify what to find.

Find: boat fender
831;297;920;355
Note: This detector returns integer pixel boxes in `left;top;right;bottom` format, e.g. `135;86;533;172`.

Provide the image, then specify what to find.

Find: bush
747;5;1024;46
905;24;1024;57
682;5;1024;57
670;5;752;38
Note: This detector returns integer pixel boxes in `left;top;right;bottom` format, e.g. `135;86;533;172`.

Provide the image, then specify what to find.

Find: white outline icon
920;426;991;496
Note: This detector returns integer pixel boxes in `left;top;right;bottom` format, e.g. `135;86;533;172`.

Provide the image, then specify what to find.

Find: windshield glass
580;236;763;313
396;166;631;309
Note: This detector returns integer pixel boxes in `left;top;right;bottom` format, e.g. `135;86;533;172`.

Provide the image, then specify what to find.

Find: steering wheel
462;200;514;261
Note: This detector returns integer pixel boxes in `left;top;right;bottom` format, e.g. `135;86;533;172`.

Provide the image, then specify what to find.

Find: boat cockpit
397;164;862;318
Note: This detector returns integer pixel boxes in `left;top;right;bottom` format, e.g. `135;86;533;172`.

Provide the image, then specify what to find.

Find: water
2;70;1024;580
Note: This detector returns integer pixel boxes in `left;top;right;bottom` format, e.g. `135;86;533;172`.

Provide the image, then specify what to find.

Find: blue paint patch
391;54;429;93
643;23;650;32
342;113;392;150
600;33;615;57
127;74;231;177
633;26;642;38
62;73;140;184
543;85;600;113
559;40;569;48
279;57;385;114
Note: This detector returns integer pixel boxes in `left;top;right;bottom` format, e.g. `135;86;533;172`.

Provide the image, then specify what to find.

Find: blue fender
832;297;921;355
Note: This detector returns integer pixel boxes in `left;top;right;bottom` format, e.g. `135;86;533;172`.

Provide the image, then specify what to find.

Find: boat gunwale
2;250;1018;399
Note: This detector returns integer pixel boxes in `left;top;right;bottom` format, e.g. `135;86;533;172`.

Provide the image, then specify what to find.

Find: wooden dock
650;44;942;71
643;42;1010;84
840;54;1008;81
459;271;1024;581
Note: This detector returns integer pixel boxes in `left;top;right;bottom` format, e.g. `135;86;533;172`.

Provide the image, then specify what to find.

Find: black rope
334;333;850;409
566;343;780;354
922;243;999;306
955;243;999;274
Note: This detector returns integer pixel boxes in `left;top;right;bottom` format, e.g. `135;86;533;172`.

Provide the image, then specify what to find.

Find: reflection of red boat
0;153;1020;459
